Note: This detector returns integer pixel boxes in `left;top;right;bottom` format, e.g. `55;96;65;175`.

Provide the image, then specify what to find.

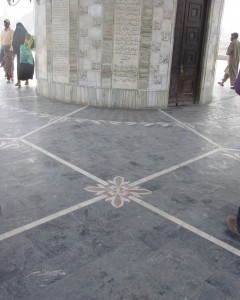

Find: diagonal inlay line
0;195;106;242
130;149;221;187
130;196;240;257
19;138;107;185
20;106;88;139
225;148;240;152
159;109;240;164
223;150;240;162
0;95;38;101
158;109;222;148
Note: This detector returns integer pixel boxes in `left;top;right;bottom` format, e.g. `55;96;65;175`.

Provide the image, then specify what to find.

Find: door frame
168;0;223;106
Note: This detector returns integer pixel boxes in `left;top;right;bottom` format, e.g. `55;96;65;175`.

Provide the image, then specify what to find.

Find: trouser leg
0;48;4;64
230;76;237;87
237;207;240;230
222;73;229;83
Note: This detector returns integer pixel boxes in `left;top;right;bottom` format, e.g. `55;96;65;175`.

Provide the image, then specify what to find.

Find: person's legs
222;73;230;83
229;65;238;88
218;73;230;86
0;47;4;65
227;209;240;236
15;53;21;87
237;207;240;230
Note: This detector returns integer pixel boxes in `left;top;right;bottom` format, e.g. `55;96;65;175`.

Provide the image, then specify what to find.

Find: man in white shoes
218;32;240;89
0;19;14;68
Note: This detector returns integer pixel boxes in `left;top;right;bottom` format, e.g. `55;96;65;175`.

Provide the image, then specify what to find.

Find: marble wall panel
69;0;79;85
101;0;114;89
35;0;47;80
45;0;53;81
149;0;176;90
138;0;153;89
112;0;142;90
78;0;103;88
52;0;70;83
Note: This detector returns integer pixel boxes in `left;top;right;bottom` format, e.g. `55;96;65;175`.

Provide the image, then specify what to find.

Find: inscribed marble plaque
78;1;103;88
52;0;69;83
36;0;47;80
149;0;175;90
112;0;142;90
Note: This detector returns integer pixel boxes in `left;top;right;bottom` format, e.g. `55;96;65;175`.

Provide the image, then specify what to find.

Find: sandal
25;80;29;86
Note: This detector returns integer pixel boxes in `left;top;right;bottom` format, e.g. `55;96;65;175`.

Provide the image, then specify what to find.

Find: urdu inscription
52;0;69;83
112;0;142;89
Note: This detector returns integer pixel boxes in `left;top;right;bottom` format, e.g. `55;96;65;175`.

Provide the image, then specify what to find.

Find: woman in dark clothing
12;23;34;87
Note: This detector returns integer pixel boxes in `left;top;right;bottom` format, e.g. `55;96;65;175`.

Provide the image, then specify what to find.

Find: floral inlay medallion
85;176;151;208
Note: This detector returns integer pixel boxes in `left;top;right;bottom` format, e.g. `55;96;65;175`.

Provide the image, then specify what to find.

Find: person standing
218;32;240;89
18;33;34;86
3;48;14;83
0;19;14;69
12;23;28;87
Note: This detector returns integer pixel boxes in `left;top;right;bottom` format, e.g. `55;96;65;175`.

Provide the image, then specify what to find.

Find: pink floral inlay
85;176;152;208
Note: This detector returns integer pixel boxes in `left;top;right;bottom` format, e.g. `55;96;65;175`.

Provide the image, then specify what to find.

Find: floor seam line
210;95;236;103
130;149;221;187
20;105;89;139
222;150;240;162
19;138;107;185
0;95;38;101
224;148;240;152
130;196;240;257
158;109;223;149
0;195;106;242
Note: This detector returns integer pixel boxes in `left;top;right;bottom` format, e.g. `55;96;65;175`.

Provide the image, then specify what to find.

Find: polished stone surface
0;61;240;299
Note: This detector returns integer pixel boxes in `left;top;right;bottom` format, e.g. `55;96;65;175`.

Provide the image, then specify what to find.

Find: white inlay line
0;195;106;242
130;149;221;187
20;106;88;139
158;109;222;148
130;196;240;257
19;138;107;185
158;109;240;165
0;95;38;101
223;151;240;162
225;148;240;152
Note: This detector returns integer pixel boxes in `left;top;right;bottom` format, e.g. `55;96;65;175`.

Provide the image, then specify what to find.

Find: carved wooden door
169;0;208;105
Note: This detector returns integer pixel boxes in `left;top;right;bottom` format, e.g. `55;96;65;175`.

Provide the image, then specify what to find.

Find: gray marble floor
0;62;240;300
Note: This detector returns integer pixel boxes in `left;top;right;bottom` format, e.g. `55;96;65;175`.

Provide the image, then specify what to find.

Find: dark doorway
169;0;208;106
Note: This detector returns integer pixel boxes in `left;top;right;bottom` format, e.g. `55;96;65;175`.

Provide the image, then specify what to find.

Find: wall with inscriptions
35;0;47;80
35;0;224;108
149;0;176;90
78;0;103;87
112;0;142;89
52;0;70;83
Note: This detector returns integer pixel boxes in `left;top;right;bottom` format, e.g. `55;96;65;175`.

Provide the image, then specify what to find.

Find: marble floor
0;61;240;300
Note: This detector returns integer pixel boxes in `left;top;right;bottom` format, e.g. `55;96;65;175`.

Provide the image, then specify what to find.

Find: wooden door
169;0;208;106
